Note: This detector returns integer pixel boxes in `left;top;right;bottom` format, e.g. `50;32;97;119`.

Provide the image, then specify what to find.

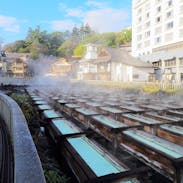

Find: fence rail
0;77;182;90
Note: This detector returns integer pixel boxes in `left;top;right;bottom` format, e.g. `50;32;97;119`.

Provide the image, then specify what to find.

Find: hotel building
132;0;183;82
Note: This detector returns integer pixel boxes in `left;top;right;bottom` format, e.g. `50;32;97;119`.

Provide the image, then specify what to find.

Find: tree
81;33;100;44
71;26;80;43
4;40;27;52
99;32;116;47
84;23;92;36
73;44;86;57
115;29;132;46
26;25;49;47
56;40;77;57
47;31;68;56
29;39;49;59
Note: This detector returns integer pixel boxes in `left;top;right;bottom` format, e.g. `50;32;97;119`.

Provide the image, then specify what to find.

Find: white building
132;0;183;57
77;44;153;81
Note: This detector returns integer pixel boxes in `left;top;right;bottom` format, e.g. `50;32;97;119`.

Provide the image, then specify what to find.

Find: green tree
81;33;100;44
115;29;132;46
73;44;86;57
99;32;116;47
4;40;27;53
26;25;48;44
56;40;77;57
29;39;49;59
71;26;80;43
47;31;68;56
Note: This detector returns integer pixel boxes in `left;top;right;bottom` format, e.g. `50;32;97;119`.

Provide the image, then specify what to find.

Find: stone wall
0;93;45;183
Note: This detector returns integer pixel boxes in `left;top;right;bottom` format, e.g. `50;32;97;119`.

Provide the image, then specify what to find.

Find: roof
106;48;153;68
139;49;183;62
78;46;153;68
52;58;72;66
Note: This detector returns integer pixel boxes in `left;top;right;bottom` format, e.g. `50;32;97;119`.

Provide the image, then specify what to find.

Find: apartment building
132;0;183;57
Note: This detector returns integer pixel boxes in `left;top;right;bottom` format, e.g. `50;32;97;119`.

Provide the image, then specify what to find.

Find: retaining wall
0;92;45;183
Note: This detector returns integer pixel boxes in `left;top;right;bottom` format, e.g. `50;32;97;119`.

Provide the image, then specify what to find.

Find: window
179;58;183;65
156;16;161;23
133;74;139;79
155;26;162;34
137;34;142;41
145;3;150;10
137;43;142;48
164;58;176;67
166;11;173;18
181;73;183;82
165;32;173;41
146;21;150;28
137;26;142;32
166;21;174;29
145;31;150;37
137;8;142;15
180;5;183;13
180;17;183;26
144;40;150;47
180;29;183;37
153;61;162;67
167;0;172;7
155;37;161;44
138;16;142;23
157;6;161;13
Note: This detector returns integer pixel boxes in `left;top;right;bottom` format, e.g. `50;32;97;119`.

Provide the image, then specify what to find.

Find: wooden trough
88;115;140;144
120;129;183;183
72;108;99;126
62;135;147;183
62;103;81;116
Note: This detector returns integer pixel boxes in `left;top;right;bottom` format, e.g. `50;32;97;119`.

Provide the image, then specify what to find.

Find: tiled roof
79;47;153;68
106;48;153;67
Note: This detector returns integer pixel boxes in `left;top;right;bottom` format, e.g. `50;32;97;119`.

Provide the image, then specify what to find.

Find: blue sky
0;0;132;44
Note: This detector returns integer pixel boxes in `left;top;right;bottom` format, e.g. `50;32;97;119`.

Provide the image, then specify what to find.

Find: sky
0;0;132;45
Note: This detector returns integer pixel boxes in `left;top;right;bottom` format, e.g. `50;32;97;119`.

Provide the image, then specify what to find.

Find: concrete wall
0;93;45;183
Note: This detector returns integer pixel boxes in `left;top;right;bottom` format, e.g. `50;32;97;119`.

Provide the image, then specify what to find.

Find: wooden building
11;58;27;78
140;49;183;83
77;44;153;82
50;58;72;76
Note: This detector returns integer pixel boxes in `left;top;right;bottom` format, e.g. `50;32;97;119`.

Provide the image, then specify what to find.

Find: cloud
0;15;20;33
66;8;84;18
84;8;130;32
55;2;131;33
85;0;106;8
50;20;77;31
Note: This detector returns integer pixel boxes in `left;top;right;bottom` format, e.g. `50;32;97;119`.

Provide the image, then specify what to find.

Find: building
132;0;183;83
78;44;153;82
132;0;183;57
11;58;28;78
140;50;183;82
49;58;72;76
77;44;111;80
109;48;153;82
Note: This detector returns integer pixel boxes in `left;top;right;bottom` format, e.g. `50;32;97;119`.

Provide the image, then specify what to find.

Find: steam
28;76;183;110
8;55;179;108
